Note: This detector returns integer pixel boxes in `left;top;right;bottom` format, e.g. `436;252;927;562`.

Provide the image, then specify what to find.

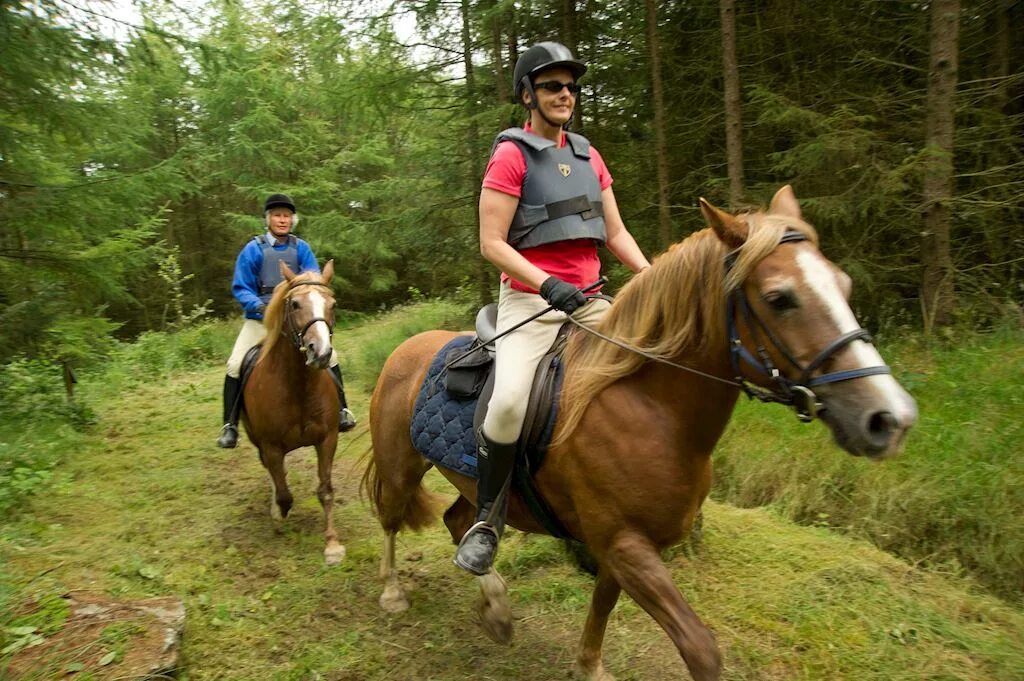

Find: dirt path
3;366;1021;680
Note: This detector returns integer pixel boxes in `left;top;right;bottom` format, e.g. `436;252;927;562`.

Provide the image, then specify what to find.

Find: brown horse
363;187;917;680
242;260;346;565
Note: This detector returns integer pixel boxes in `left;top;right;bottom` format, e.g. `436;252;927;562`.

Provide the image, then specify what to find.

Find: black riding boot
454;429;516;575
216;375;242;448
329;365;357;432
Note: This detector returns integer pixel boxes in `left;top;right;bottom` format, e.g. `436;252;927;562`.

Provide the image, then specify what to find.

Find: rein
568;231;891;423
281;280;335;350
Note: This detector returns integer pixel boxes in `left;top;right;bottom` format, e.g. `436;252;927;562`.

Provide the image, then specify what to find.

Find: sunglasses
534;80;582;95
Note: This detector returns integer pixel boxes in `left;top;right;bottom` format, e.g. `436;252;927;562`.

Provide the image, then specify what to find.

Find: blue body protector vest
255;233;300;304
493;128;607;250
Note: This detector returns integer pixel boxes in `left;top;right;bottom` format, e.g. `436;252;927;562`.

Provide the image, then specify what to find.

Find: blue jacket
232;234;319;320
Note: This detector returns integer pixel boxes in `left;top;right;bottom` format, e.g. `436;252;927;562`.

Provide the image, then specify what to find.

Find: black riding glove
539;276;586;314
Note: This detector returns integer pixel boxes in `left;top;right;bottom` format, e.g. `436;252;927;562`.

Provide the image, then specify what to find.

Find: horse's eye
763;290;796;312
291;300;300;310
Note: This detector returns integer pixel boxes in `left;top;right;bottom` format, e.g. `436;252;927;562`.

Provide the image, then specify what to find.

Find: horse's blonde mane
259;270;324;360
556;212;818;442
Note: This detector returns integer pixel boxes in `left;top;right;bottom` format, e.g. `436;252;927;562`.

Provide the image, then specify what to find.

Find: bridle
724;231;891;421
567;230;891;423
282;280;335;350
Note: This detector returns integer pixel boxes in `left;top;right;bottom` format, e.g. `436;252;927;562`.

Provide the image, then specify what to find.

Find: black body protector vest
493;128;607;250
254;233;300;304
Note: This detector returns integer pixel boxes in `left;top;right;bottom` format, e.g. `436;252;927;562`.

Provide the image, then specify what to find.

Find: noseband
282;280;335;350
725;231;891;421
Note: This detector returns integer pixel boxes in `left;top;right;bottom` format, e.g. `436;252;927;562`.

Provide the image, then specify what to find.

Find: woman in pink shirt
455;42;651;576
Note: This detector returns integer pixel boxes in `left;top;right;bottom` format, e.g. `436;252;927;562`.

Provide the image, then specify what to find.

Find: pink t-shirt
482;123;612;293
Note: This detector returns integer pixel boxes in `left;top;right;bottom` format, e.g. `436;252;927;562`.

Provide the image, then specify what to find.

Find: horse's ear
279;260;296;281
321;259;334;283
768;185;802;220
700;197;747;249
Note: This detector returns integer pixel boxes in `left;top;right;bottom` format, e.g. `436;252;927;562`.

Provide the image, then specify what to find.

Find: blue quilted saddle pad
410;336;484;478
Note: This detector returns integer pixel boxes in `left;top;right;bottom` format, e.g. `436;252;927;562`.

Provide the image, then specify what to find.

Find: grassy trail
2;327;1022;679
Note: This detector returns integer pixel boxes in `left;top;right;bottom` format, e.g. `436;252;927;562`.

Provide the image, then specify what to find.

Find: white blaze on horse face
305;288;332;352
795;248;915;416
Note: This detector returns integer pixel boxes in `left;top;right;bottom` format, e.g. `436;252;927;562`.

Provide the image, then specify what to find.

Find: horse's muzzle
305;343;333;369
821;382;918;459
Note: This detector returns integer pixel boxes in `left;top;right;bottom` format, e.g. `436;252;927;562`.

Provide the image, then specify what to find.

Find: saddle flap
444;342;493;399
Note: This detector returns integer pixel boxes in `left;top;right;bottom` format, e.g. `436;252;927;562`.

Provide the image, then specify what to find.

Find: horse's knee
683;634;721;681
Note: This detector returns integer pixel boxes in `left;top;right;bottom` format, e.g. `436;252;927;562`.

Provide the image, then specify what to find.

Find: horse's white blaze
306;289;332;349
795;249;914;416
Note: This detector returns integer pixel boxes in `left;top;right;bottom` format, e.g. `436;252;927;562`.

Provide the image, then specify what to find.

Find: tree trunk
720;0;745;209
462;0;491;305
561;0;584;133
645;0;672;248
987;0;1009;114
921;0;960;332
489;5;507;105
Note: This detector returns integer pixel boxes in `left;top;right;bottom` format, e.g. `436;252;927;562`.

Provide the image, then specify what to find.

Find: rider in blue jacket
216;193;357;448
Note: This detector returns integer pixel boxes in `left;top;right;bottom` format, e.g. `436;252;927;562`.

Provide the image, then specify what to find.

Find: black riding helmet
513;41;587;109
264;193;296;214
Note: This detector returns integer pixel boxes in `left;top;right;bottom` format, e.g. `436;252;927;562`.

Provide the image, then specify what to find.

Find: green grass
1;306;1022;679
712;327;1024;600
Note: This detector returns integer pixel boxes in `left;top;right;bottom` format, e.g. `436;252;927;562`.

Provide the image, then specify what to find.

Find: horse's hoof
324;544;346;566
572;662;616;681
379;585;409;613
477;598;513;645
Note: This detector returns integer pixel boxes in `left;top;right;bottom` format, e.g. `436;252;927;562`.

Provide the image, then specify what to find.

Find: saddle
410;304;574;538
233;345;264;417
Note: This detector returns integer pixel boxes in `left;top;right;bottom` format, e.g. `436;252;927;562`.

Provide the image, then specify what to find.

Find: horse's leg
443;494;513;644
315;434;345;566
375;457;433;613
601;532;721;681
378;531;409;612
572;569;621;681
477;570;513;645
442;494;476;543
261;446;292;520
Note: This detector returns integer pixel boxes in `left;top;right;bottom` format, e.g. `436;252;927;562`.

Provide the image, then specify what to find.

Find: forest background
2;0;1021;361
1;2;1023;673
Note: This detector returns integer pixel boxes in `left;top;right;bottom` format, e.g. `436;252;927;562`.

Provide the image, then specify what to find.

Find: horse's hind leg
261;445;292;520
379;530;409;612
373;450;434;613
573;569;621;681
442;494;476;544
315;435;345;566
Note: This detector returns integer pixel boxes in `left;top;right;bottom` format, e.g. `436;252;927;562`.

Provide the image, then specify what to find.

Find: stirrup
339;407;357;432
453;521;500;576
216;423;238;449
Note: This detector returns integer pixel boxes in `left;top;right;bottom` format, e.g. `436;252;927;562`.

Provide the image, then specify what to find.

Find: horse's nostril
867;410;898;436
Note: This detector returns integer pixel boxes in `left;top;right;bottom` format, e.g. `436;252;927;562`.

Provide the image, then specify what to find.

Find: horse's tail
359;447;440;533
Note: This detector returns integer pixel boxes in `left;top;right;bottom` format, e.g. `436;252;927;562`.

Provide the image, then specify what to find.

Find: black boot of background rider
454;429;516;575
216;375;242;448
329;365;357;432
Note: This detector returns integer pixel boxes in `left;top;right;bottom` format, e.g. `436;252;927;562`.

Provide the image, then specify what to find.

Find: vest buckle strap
510;196;605;231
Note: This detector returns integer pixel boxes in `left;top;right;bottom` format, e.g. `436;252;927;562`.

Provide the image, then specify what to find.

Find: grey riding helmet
513;42;587;107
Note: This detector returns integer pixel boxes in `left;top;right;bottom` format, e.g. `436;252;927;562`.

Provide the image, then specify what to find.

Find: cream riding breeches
481;282;610;445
